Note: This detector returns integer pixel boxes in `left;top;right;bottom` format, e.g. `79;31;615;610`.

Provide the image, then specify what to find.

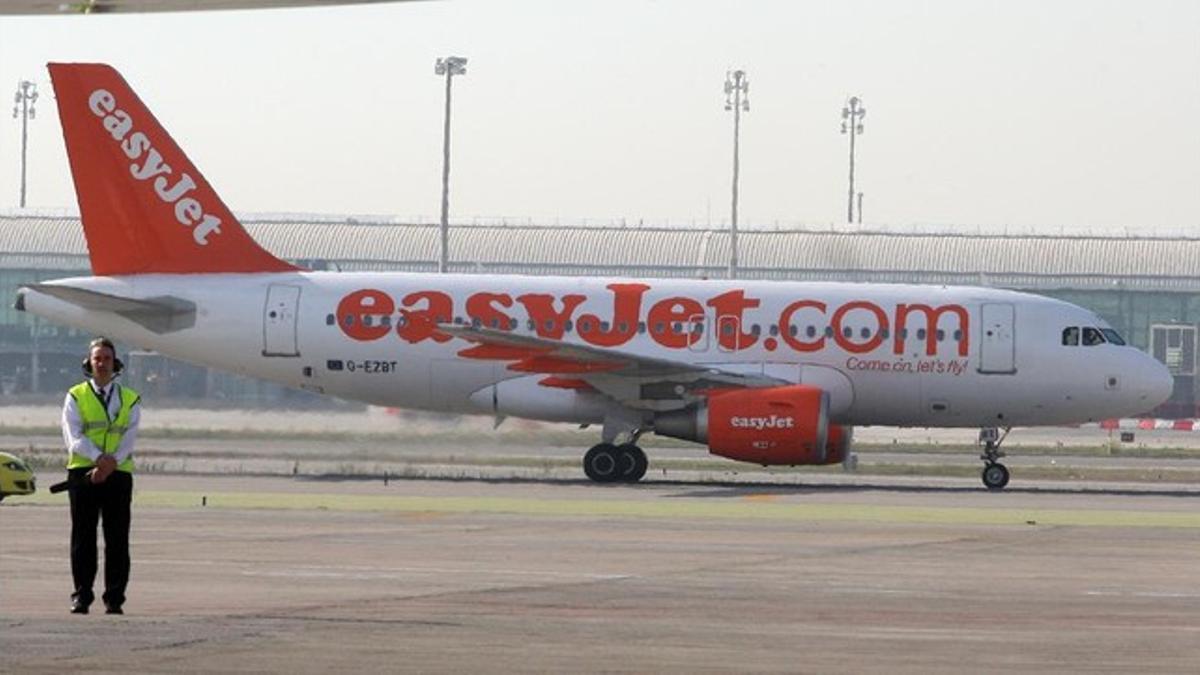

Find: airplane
15;63;1174;489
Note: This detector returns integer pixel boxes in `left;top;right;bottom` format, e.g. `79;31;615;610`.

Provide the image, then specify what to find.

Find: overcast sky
0;0;1197;231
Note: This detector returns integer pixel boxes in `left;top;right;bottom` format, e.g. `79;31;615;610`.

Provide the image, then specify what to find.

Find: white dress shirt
62;379;140;464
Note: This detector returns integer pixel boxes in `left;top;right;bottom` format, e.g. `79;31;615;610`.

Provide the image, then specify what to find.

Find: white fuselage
22;271;1172;429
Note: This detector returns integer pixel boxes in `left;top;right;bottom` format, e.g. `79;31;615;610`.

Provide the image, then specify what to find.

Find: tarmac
2;473;1200;673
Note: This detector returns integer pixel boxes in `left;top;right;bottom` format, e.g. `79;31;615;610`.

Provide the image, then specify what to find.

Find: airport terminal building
3;213;1199;416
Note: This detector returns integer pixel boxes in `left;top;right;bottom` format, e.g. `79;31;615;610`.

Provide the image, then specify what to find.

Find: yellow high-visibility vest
65;381;140;473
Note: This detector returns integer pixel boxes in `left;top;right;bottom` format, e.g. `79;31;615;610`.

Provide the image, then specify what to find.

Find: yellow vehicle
0;451;36;502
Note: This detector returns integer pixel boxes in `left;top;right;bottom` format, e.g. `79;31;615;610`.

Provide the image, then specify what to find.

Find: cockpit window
1082;327;1106;346
1062;327;1079;346
1101;328;1126;346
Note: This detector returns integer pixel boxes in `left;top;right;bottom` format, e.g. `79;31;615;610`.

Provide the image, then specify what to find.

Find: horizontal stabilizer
23;284;196;334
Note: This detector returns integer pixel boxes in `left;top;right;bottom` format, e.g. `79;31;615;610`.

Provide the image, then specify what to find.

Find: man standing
62;337;140;615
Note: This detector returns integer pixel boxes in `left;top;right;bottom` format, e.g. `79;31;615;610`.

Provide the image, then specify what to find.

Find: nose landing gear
979;427;1011;490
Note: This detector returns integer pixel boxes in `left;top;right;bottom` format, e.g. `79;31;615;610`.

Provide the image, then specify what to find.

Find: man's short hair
88;337;117;355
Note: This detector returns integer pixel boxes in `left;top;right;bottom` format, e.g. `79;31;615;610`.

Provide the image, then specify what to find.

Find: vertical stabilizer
49;63;298;275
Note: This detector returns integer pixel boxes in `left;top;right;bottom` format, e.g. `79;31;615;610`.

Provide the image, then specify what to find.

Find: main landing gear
583;443;648;483
979;427;1011;490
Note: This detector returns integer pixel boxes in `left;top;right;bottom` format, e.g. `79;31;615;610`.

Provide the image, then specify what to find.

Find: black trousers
68;468;133;608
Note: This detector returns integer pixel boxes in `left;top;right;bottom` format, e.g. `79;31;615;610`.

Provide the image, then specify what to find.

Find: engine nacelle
823;423;853;466
654;385;851;466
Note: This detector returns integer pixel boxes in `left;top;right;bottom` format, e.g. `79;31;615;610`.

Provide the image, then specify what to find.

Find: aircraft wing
436;323;787;411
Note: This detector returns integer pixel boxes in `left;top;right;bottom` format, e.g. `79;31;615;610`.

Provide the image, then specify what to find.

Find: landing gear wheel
615;444;648;483
978;426;1012;490
982;463;1010;490
583;443;622;483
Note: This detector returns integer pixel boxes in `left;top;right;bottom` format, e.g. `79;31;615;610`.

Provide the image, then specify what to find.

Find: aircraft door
978;302;1016;374
263;284;301;357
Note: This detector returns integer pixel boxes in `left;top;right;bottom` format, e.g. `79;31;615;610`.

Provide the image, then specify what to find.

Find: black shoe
70;601;89;615
104;605;123;615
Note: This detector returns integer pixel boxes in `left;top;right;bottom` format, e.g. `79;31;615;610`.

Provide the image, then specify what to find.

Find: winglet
49;63;298;275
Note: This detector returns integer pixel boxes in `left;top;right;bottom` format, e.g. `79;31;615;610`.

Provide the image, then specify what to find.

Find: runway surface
3;474;1200;673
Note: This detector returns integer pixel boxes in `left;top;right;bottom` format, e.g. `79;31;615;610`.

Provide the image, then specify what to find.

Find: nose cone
1126;354;1174;415
1144;357;1174;410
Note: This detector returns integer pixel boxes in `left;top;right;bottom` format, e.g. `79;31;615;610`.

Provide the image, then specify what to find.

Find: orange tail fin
49;63;298;275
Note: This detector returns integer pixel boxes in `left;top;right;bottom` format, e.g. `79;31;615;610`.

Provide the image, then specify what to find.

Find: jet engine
654;385;851;465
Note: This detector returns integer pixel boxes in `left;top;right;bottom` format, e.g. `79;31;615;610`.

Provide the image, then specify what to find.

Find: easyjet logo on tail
87;89;222;245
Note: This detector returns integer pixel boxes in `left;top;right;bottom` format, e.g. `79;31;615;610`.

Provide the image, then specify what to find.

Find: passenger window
917;328;926;340
953;329;961;341
769;324;779;337
380;316;391;327
325;314;335;326
564;320;574;333
1062;327;1079;346
936;329;945;341
638;321;647;334
527;319;536;331
509;318;519;330
653;322;665;335
824;326;834;338
1083;327;1106;346
751;324;760;336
